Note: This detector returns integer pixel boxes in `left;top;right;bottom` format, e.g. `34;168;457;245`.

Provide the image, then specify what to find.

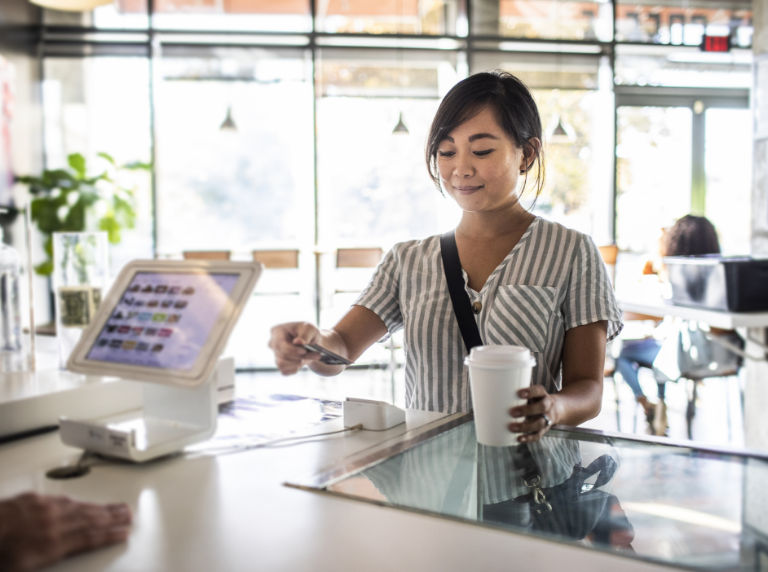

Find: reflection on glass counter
289;415;768;571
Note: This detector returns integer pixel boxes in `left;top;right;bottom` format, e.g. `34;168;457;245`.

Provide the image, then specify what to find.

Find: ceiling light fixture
29;0;113;11
391;0;409;136
548;115;575;143
219;105;237;131
392;111;409;135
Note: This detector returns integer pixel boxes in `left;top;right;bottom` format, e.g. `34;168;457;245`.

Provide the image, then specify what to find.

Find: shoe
652;400;668;436
637;396;656;425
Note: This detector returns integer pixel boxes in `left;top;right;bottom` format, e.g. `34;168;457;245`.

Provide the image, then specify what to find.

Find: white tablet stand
58;259;262;463
59;357;231;462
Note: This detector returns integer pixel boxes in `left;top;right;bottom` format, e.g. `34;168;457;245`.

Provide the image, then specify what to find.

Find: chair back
336;247;383;269
182;250;231;260
252;249;300;269
598;244;618;285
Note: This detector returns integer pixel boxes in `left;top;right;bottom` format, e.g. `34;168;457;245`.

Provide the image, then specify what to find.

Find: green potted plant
15;151;151;276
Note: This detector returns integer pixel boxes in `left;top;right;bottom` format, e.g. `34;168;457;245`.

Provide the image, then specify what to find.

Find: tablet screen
84;271;240;371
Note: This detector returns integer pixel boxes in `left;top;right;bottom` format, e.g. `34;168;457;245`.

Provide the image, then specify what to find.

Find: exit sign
701;35;730;52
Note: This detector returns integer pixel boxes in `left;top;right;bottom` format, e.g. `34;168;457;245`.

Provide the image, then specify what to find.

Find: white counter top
618;297;768;329
0;404;678;572
0;337;142;439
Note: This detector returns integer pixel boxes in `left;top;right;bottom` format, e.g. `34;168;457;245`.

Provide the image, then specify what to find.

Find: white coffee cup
465;344;535;447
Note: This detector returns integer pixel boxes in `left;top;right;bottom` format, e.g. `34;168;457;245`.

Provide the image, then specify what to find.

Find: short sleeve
564;234;624;341
354;246;404;334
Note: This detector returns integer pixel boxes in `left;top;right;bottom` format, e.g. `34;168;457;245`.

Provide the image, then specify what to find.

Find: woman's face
436;106;528;214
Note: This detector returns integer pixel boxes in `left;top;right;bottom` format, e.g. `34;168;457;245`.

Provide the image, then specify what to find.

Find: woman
269;71;623;443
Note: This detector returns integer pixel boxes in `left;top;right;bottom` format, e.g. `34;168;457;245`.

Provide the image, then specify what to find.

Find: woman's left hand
507;385;557;443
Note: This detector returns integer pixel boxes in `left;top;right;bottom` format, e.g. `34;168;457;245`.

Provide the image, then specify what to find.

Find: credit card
301;343;352;365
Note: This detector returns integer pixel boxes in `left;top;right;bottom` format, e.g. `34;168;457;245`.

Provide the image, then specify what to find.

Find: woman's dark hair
663;214;721;256
425;70;545;202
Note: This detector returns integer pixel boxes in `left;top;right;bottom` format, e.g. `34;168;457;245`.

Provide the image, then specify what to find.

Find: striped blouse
355;216;623;414
362;421;585;510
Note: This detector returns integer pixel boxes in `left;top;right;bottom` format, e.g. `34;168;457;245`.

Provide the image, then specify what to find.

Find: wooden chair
336;247;383;271
599;244;657;432
252;249;300;270
226;249;307;368
331;246;399;398
251;249;301;295
182;250;231;261
331;246;384;305
598;244;618;285
332;246;384;300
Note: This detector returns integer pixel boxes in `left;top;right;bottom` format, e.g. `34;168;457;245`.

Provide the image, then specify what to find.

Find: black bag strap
440;231;483;352
440;230;619;513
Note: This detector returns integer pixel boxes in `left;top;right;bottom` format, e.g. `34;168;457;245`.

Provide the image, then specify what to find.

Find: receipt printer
343;397;405;430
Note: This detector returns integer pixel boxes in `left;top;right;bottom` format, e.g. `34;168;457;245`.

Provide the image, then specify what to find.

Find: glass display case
289;413;768;570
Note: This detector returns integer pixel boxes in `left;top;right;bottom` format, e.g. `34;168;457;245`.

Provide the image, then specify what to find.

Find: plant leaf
97;151;116;165
123;161;153;171
68;153;87;179
98;215;121;243
34;260;53;276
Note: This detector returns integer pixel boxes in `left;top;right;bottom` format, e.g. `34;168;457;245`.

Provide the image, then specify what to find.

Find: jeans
615;338;663;400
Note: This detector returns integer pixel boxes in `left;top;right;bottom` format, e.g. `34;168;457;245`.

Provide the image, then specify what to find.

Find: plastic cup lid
464;344;534;367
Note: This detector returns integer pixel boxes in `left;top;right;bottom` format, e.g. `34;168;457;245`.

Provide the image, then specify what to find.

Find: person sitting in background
615;214;722;435
0;492;132;571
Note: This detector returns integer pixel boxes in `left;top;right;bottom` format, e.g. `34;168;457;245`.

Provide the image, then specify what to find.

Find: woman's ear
520;137;542;173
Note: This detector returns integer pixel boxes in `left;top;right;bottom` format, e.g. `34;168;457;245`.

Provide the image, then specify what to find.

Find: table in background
618;297;768;330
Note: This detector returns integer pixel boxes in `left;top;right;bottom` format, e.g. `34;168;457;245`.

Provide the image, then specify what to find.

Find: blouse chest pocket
484;285;557;353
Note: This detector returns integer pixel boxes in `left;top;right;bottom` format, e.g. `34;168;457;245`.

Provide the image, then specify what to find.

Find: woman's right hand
268;321;325;375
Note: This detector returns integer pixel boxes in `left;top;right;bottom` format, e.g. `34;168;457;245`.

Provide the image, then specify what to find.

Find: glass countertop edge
283;416;768;572
284;412;472;490
561;424;768;461
285;415;768;491
286;474;702;572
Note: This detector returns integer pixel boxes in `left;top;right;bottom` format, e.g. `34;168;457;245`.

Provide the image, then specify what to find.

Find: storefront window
316;0;458;35
150;0;310;32
41;57;153;273
42;0;150;29
316;48;460;247
154;46;314;254
472;0;613;42
615;105;692;253
472;51;613;245
615;44;752;88
20;0;757;369
704;107;751;255
615;0;752;47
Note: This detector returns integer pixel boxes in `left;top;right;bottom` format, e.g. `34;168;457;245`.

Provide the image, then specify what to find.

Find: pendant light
548;114;574;144
392;111;409;135
391;0;409;135
219;105;237;131
28;0;113;11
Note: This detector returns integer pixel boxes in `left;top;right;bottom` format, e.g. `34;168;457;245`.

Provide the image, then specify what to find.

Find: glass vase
53;231;109;368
